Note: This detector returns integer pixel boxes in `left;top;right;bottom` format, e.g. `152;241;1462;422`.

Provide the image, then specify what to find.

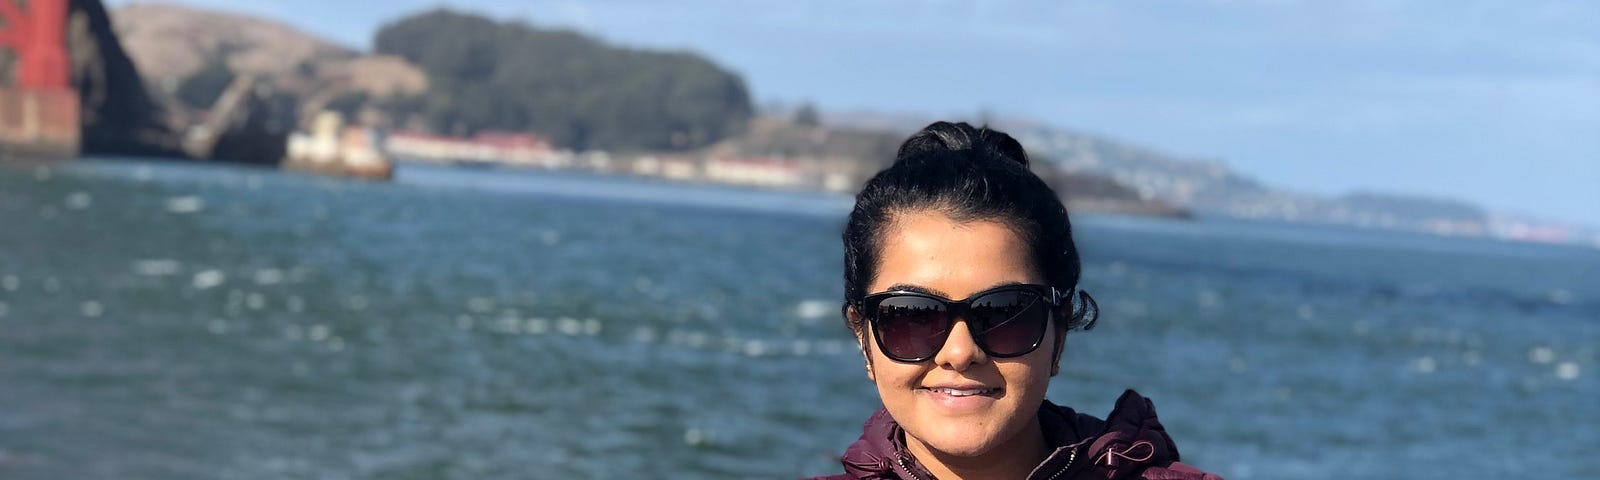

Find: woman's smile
918;382;1005;413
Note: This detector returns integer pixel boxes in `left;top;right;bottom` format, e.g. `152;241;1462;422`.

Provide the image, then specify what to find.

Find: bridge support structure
0;0;81;160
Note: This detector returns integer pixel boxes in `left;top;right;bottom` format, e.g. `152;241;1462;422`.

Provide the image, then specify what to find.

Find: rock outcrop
111;3;428;129
65;0;180;156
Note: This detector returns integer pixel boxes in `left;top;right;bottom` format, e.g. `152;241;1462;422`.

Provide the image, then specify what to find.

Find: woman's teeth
927;387;996;396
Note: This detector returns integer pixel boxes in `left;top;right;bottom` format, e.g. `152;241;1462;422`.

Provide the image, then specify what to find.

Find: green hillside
374;10;753;152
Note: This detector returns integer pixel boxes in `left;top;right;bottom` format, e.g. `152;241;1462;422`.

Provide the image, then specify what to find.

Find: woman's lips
926;387;998;396
918;386;1002;412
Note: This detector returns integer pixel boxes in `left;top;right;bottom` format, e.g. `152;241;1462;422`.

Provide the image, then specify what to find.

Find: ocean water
1;159;1595;479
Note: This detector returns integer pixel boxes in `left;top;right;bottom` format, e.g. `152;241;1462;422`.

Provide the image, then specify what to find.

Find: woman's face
859;211;1060;459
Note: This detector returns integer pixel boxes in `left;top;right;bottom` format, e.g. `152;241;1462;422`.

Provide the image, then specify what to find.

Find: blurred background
1;1;1596;478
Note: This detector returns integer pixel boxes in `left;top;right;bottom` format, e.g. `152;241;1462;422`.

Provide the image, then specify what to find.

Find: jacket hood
821;390;1214;480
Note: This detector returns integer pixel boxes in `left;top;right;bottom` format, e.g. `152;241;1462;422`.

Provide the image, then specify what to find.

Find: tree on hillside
176;55;235;109
324;91;370;120
794;103;821;127
373;10;753;151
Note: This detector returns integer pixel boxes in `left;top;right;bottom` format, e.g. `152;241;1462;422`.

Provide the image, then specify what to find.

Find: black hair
842;121;1097;335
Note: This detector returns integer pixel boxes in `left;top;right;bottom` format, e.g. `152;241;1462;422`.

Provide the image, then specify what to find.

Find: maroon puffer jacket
808;390;1221;480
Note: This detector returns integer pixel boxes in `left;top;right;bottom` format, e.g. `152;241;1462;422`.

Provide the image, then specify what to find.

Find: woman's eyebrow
883;281;1026;299
883;284;949;298
983;280;1025;290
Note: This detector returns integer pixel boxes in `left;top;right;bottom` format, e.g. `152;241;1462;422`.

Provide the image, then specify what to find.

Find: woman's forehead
871;212;1040;296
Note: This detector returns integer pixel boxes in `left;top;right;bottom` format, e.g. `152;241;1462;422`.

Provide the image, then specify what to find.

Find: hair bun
895;121;1030;168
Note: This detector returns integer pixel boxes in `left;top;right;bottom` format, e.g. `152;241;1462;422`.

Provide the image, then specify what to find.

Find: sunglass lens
875;296;950;360
971;290;1048;356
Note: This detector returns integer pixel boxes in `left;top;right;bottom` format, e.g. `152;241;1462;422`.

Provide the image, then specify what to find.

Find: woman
813;122;1219;480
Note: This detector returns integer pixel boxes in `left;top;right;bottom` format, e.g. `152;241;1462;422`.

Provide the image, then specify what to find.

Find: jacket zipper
1043;449;1077;480
896;454;928;480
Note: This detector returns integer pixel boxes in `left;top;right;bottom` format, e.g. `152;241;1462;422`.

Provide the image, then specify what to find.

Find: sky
108;0;1600;226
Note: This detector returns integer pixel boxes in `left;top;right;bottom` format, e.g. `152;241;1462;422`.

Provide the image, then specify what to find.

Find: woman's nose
934;319;988;370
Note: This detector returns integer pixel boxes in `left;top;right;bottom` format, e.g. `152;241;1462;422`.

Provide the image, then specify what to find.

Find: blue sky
110;0;1600;226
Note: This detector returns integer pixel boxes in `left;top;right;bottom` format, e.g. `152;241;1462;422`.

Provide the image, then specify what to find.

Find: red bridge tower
0;0;81;159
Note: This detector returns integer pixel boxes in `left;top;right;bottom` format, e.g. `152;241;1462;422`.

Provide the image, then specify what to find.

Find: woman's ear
860;341;875;381
847;306;875;381
1050;305;1070;376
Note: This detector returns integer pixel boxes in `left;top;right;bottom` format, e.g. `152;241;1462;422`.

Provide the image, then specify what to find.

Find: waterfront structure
283;110;393;180
0;0;80;160
386;130;561;168
702;156;805;189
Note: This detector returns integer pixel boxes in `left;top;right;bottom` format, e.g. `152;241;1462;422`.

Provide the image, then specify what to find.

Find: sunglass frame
859;283;1066;363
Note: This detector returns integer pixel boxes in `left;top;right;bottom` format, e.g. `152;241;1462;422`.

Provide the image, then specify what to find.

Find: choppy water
1;159;1596;479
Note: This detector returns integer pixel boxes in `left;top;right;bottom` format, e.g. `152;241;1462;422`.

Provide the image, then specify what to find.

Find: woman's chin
909;425;1005;458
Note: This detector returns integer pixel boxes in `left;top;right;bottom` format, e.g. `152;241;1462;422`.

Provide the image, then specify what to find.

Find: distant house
703;156;804;188
386;130;560;167
283;111;392;179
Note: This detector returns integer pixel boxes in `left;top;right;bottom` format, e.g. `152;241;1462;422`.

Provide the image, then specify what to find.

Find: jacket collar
835;390;1183;480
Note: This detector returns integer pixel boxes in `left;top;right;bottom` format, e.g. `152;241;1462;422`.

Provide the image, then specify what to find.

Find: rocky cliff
65;0;179;156
111;3;428;129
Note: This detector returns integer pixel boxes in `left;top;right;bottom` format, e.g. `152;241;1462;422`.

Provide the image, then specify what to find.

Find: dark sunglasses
856;284;1069;363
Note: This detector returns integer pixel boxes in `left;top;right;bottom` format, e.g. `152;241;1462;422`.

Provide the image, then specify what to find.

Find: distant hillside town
1006;124;1598;246
3;1;1591;248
